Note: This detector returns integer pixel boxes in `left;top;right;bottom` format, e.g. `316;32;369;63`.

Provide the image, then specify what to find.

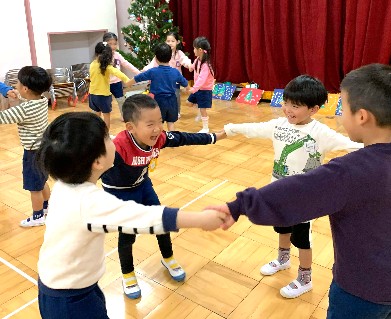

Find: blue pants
327;280;391;319
38;280;109;319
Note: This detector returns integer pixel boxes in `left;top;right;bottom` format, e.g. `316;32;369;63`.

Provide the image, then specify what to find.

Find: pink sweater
189;58;215;94
143;50;191;73
110;52;141;84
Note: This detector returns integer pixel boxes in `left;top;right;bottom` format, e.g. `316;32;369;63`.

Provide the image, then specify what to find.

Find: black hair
95;42;113;75
17;66;52;95
283;75;328;108
154;43;172;63
166;31;183;52
103;32;118;42
122;94;159;123
36;112;109;184
341;63;391;127
193;36;214;76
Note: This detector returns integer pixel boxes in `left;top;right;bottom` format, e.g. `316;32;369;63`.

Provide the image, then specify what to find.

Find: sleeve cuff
162;207;179;232
227;199;242;221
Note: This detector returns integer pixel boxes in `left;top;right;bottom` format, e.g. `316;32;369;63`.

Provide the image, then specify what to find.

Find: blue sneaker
161;259;186;282
122;277;141;299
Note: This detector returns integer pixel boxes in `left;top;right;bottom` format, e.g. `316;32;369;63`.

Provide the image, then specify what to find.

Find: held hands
214;130;227;141
6;89;18;100
198;209;230;231
204;204;236;230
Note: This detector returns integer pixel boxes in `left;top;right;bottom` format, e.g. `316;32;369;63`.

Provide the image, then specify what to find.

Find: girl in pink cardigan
144;32;191;118
187;37;215;133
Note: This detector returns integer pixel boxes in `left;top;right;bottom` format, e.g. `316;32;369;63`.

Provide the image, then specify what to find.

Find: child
223;75;362;299
0;66;52;227
89;42;133;131
211;63;391;319
103;32;141;118
37;111;226;318
144;31;192;118
0;81;18;99
129;43;188;131
101;94;225;299
187;36;215;133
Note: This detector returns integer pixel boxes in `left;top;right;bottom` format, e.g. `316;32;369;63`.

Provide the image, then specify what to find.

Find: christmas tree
119;0;181;70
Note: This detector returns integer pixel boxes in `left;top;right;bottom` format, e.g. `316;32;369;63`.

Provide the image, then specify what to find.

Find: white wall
116;0;134;52
0;0;31;81
29;0;118;68
49;31;104;68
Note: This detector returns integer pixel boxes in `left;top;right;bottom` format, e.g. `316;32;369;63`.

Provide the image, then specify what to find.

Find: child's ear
356;108;372;125
310;105;320;115
126;121;135;133
92;157;104;171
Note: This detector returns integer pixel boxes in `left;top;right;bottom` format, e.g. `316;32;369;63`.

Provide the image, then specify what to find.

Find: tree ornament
136;16;141;21
165;0;170;3
162;9;166;13
168;19;172;23
129;14;136;20
134;47;140;53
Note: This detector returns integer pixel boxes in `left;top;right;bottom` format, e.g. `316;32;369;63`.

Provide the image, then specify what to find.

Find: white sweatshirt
38;181;178;289
225;118;363;180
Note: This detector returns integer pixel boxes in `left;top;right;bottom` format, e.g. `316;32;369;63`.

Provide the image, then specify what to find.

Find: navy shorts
38;279;109;319
23;150;48;191
188;90;212;108
110;81;124;98
274;222;311;249
154;94;178;123
89;94;112;113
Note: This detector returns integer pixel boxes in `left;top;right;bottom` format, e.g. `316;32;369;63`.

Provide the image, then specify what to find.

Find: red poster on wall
236;88;264;105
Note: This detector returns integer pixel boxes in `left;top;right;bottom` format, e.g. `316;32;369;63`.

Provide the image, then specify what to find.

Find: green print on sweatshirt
272;134;321;179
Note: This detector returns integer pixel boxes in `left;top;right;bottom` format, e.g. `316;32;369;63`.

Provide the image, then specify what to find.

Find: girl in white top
37;112;226;319
103;32;141;119
144;31;192;117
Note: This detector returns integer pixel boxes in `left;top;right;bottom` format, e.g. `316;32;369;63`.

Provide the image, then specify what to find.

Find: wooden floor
0;90;349;318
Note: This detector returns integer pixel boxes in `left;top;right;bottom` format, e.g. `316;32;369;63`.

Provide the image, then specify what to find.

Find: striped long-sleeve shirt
0;97;48;150
38;180;178;289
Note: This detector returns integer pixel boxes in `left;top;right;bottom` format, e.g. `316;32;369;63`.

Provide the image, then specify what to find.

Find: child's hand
204;204;235;230
198;209;229;231
7;89;18;99
214;130;227;141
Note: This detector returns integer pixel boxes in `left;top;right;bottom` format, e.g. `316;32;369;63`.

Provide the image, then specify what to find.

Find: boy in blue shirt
129;43;188;131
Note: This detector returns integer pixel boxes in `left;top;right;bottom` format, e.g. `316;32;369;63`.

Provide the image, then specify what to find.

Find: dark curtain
170;0;391;92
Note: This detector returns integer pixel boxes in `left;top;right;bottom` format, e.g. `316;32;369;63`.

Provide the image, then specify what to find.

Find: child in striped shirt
0;66;52;227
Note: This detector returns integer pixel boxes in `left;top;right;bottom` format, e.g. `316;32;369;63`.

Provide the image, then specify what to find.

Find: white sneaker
20;215;45;227
198;128;209;133
161;259;186;282
260;259;291;275
280;279;313;298
122;277;141;299
194;115;201;121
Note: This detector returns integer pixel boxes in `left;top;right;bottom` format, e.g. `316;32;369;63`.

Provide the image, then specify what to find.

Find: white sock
201;116;209;130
